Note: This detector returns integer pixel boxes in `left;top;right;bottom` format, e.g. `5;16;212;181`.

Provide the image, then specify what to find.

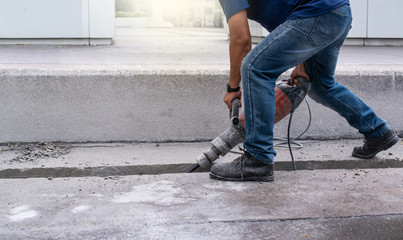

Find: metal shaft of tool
186;164;200;173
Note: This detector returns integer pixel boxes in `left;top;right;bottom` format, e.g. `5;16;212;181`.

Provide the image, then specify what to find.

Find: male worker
209;0;399;181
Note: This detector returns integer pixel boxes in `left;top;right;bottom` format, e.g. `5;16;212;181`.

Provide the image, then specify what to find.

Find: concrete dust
111;180;191;206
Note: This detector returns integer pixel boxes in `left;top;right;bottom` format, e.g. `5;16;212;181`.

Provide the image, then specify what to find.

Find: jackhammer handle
293;77;311;93
230;99;240;125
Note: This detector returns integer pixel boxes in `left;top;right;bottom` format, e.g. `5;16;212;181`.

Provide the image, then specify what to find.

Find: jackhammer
187;77;311;173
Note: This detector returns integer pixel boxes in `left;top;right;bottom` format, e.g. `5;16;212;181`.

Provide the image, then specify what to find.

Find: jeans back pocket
308;6;351;47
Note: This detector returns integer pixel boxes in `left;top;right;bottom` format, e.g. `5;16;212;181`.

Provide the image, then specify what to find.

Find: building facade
0;0;402;45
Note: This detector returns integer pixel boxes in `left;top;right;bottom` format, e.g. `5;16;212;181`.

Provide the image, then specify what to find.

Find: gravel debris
7;142;72;163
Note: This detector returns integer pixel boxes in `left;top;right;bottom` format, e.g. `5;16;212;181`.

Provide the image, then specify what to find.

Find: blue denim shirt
219;0;350;31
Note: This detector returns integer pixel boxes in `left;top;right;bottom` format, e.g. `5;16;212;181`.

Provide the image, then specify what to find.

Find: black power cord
288;110;297;170
278;98;312;171
273;98;312;149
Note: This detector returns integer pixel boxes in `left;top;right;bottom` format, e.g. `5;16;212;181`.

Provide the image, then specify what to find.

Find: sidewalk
2;27;403;67
0;27;402;142
0;139;402;239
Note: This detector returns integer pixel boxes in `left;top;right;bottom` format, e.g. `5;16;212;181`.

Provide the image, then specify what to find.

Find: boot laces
232;147;248;179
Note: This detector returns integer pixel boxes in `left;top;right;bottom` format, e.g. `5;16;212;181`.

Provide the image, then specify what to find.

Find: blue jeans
241;5;389;164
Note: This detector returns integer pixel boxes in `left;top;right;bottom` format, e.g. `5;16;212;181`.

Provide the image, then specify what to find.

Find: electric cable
278;98;312;171
273;98;312;148
288;109;297;171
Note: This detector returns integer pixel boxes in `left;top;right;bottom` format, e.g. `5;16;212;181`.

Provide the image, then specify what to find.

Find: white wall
348;0;367;38
350;0;403;38
0;0;115;44
89;0;115;38
367;0;403;38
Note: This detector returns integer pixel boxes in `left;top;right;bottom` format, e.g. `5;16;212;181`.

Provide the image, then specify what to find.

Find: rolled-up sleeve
219;0;250;22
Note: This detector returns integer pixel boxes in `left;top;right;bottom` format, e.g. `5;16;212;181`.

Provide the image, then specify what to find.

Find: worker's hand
290;62;310;87
224;91;242;109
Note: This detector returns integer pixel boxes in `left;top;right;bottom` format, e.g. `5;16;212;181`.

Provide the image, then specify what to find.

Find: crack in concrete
0;158;402;179
171;212;403;226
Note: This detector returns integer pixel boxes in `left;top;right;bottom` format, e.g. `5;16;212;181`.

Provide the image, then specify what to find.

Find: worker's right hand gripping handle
290;77;311;113
295;77;311;93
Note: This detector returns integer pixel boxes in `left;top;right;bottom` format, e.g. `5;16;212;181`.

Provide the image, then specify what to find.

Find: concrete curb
0;64;402;142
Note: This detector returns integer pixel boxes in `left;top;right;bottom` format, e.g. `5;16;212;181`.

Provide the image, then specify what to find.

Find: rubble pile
9;142;72;163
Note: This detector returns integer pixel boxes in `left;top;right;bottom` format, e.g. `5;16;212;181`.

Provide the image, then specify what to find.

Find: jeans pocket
308;10;348;47
308;16;333;46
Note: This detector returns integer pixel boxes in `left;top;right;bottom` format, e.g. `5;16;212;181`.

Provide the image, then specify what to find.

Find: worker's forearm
229;38;251;88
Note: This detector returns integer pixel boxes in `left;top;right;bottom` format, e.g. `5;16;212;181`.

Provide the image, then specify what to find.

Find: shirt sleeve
219;0;250;22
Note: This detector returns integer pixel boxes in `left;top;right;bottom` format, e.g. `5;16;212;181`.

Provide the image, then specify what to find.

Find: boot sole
352;135;400;159
209;172;274;182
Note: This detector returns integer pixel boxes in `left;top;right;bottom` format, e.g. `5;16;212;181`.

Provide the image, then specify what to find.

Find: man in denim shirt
210;0;399;182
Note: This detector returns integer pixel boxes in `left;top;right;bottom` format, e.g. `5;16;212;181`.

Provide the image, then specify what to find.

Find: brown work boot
352;129;399;159
209;151;274;182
